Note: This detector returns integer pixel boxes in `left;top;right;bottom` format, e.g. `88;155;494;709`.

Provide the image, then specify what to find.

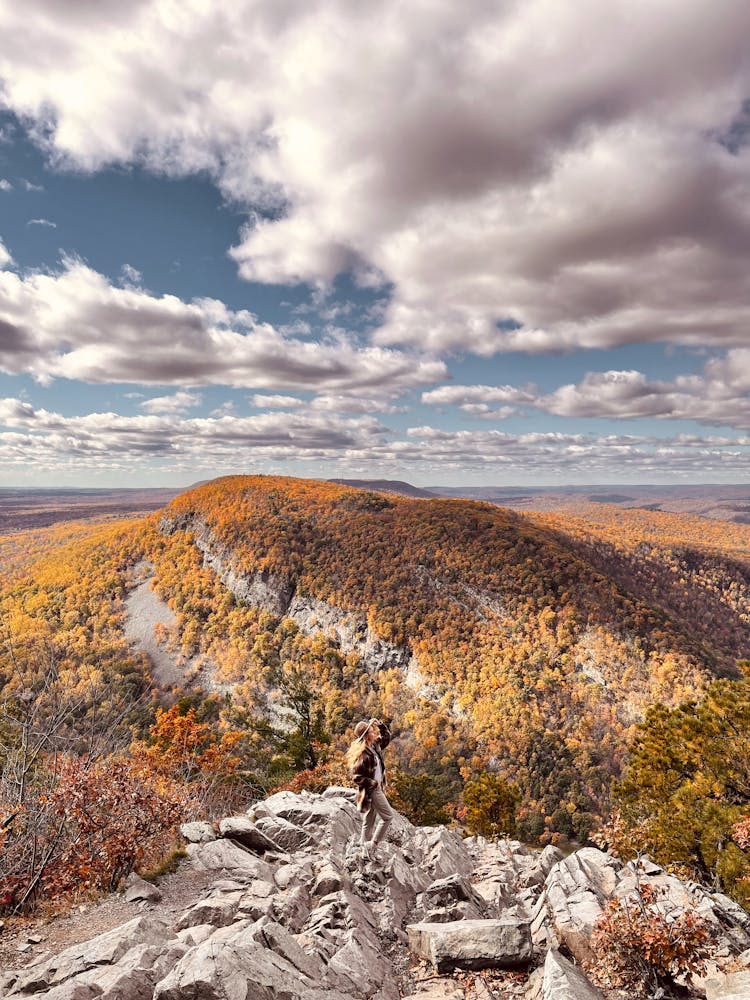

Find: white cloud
0;241;12;269
1;397;748;481
0;180;12;192
310;394;403;414
27;218;56;227
2;1;750;354
422;385;538;407
422;351;750;430
0;254;445;392
21;179;44;192
120;263;142;284
251;394;303;409
140;391;203;414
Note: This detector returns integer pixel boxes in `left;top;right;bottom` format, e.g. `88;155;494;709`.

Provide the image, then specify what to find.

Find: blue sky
1;1;750;487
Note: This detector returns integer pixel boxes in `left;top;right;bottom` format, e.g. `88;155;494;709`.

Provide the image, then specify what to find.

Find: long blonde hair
346;718;377;773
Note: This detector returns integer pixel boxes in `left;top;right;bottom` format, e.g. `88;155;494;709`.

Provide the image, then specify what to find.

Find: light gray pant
360;785;395;845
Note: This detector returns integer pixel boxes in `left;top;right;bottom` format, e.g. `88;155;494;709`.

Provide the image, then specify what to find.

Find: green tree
607;662;750;904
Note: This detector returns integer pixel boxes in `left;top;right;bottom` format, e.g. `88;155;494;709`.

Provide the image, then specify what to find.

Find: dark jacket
352;721;391;813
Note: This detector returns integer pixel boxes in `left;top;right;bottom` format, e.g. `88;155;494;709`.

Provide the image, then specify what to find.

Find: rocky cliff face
160;515;412;675
3;789;749;1000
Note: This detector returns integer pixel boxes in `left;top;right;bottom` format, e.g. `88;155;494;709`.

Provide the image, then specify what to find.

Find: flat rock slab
407;918;532;972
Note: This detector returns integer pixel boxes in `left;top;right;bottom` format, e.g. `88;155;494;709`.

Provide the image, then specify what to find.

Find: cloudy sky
1;0;750;487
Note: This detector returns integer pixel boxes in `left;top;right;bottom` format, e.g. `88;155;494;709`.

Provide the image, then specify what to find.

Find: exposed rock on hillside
3;789;749;1000
160;513;412;674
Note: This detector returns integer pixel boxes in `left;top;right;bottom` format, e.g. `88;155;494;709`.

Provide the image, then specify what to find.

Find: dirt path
0;861;214;974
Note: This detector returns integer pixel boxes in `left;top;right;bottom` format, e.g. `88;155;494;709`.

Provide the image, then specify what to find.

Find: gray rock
254;815;314;852
123;874;162;904
152;929;315;1000
270;884;312;933
6;917;171;996
179;821;216;844
407;918;533;971
536;949;605;1000
218;816;283;853
422;873;486;918
705;969;750;1000
311;865;348;898
415;828;474;879
176;893;242;930
535;848;622;963
275;859;314;890
327;928;395;996
185;839;275;882
322;786;357;802
176;924;216;947
248;918;323;981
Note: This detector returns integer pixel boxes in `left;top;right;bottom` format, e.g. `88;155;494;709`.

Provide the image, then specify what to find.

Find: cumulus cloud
1;396;748;480
21;179;44;192
0;255;445;392
140;391;202;414
0;179;12;192
27;218;56;227
0;240;12;269
251;394;303;409
0;398;389;472
2;1;750;354
422;351;750;430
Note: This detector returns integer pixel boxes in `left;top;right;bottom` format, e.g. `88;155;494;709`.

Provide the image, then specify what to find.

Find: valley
1;474;749;991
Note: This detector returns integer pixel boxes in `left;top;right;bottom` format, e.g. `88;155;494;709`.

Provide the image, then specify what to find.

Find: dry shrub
590;881;714;996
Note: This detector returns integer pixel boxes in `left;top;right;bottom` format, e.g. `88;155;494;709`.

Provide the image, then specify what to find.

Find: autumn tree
462;773;520;839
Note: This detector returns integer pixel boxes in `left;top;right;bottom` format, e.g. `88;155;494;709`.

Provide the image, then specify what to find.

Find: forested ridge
2;475;750;913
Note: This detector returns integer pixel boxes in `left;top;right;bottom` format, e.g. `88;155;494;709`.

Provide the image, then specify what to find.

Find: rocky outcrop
159;515;411;673
4;791;750;1000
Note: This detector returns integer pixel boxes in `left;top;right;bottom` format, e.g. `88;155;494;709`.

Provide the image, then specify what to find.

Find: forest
1;475;749;913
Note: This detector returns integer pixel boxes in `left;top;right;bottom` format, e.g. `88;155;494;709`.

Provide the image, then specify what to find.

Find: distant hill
4;474;750;845
328;478;436;498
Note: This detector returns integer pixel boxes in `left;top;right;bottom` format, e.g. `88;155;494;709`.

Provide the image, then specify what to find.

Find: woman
347;716;395;860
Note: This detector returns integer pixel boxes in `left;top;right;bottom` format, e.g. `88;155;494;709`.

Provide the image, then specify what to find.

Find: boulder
534;849;622;963
175;893;242;930
179;821;216;844
152;931;317;1000
422;873;487;920
254;815;314;853
415;828;474;879
248;918;323;981
7;917;171;996
270;884;312;933
123;873;162;904
407;918;533;971
533;949;606;1000
218;816;283;854
185;839;275;882
312;865;348;898
326;928;395;997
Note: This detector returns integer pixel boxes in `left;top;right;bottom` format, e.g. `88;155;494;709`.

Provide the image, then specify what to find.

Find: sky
1;0;750;487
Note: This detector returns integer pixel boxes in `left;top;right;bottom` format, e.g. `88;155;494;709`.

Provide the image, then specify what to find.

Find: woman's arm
377;719;392;751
